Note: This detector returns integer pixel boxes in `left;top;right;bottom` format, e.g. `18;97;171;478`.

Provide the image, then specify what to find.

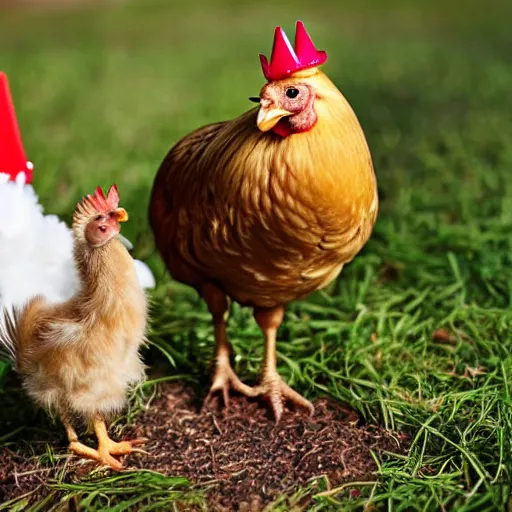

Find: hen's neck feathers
199;70;377;223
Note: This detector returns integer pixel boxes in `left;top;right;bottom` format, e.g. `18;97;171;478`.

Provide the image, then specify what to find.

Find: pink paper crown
0;72;33;183
259;20;327;82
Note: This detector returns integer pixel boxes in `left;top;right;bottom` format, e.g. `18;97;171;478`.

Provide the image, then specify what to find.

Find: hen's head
73;185;128;247
254;21;328;138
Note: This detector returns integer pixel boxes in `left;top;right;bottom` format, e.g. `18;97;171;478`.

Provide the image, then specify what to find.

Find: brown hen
150;21;378;421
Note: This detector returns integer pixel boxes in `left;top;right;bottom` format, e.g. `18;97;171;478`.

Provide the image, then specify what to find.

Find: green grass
1;0;512;509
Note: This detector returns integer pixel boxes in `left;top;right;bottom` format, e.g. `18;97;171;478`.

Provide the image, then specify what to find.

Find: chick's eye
95;215;103;221
286;87;300;99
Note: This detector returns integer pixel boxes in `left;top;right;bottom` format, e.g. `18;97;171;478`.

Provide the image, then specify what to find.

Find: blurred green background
1;0;510;257
1;0;512;510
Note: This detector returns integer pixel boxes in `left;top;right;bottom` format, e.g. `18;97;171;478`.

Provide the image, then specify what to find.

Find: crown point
259;54;270;80
259;21;327;81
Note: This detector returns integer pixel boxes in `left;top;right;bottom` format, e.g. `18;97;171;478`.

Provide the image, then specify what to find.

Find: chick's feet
252;370;314;422
69;438;148;472
204;360;256;409
69;441;124;471
102;437;149;456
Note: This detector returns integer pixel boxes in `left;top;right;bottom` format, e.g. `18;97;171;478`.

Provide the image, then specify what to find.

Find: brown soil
0;382;408;510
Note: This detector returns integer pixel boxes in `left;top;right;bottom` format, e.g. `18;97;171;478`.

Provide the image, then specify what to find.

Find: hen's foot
69;441;124;471
252;371;314;422
204;361;257;409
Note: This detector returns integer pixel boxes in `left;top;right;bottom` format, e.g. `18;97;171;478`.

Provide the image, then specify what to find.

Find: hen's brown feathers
150;71;377;307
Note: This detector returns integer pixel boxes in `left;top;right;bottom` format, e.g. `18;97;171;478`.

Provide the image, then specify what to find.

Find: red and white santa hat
0;72;33;184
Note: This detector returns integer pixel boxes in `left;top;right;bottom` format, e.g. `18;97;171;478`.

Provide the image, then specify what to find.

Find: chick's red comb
85;184;120;212
0;72;33;183
259;21;327;82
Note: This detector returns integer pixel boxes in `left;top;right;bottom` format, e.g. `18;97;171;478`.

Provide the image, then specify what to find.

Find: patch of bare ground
0;382;408;510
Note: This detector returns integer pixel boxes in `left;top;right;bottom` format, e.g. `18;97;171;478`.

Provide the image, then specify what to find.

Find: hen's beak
113;207;129;223
256;103;292;132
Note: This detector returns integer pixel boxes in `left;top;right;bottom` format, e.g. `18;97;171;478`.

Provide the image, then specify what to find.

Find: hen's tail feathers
0;306;20;367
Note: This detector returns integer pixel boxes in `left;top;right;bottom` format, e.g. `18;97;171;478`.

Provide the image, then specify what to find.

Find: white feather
133;259;156;289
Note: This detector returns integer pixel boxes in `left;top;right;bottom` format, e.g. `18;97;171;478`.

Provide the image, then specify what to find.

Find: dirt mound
0;382;408;510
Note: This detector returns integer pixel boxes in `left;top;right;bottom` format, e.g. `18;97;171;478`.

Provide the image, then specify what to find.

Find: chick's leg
64;421;123;471
252;306;314;422
94;416;148;466
203;283;255;407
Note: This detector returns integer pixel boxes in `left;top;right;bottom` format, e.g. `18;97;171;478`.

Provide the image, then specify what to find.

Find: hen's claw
252;371;314;422
204;361;256;409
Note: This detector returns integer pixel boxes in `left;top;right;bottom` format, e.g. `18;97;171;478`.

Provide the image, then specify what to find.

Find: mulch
0;382;408;511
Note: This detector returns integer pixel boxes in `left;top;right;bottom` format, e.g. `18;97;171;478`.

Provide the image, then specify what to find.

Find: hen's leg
203;283;255;407
252;306;314;422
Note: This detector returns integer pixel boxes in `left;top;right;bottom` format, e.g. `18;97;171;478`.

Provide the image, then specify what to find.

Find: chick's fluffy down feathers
0;173;155;310
2;234;147;422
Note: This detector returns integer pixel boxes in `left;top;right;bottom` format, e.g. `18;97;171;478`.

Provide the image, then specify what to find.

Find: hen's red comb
85;185;120;213
0;72;33;183
259;21;327;82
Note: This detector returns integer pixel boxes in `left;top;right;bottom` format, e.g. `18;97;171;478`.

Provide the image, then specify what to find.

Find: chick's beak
113;207;129;223
256;102;292;132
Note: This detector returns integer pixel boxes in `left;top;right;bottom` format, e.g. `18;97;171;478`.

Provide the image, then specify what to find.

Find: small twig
315;480;379;498
13;467;55;477
211;415;223;435
209;444;217;474
295;447;322;469
220;459;263;471
231;467;249;478
339;446;357;474
191;478;222;489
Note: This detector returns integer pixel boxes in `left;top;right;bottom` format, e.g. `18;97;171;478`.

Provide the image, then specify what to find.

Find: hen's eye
286;87;300;99
95;215;103;221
